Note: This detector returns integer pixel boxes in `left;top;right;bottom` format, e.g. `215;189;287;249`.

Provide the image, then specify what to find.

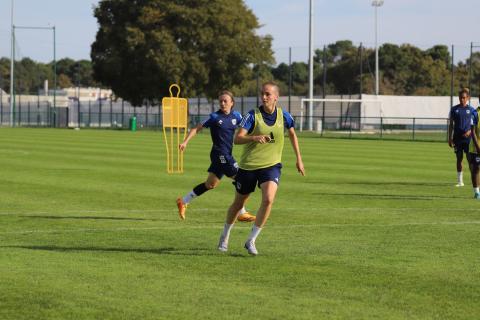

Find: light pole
13;25;56;126
308;0;314;130
10;0;14;127
372;0;383;96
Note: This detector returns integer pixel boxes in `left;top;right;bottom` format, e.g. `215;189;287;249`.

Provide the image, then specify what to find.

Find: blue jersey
239;106;295;134
202;110;243;155
449;104;477;141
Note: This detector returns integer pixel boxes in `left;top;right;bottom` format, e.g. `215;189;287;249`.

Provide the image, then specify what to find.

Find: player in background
448;88;477;187
176;90;255;222
217;81;305;256
468;104;480;199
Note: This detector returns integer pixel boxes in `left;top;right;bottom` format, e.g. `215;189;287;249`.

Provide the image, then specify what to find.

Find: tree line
1;0;479;103
1;40;478;100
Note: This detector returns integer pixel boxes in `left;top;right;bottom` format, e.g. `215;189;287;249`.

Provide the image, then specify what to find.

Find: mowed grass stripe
0;128;479;319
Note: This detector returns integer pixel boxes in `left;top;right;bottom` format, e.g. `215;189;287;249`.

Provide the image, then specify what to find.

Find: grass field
0;128;479;319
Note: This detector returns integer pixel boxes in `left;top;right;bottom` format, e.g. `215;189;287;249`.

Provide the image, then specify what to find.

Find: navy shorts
454;140;469;156
208;153;239;179
468;153;480;166
234;163;282;195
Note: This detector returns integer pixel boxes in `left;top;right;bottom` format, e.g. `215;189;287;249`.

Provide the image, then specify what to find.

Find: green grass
0;128;479;319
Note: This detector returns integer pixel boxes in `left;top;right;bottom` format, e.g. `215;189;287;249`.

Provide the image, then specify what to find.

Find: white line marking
1;221;479;235
0;207;478;217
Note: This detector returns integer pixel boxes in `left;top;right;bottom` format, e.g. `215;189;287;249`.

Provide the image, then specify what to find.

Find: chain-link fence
1;93;455;142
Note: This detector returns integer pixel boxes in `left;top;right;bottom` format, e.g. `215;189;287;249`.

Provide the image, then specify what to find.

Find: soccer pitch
0;128;478;319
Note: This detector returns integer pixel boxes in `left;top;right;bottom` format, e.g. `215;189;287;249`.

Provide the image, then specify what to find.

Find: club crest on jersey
232;119;237;125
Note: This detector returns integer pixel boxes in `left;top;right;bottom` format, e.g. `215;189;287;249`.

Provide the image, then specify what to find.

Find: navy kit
449;104;478;155
235;163;282;195
202;110;243;179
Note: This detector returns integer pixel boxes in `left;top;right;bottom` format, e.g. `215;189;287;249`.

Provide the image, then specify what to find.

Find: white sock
182;191;197;204
239;207;247;215
247;225;262;243
222;223;234;239
457;171;463;183
474;187;479;194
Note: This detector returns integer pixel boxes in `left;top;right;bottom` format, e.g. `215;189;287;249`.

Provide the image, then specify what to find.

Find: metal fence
0;95;449;142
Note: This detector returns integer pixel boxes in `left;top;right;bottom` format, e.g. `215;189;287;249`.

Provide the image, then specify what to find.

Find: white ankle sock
222;223;234;238
474;187;479;194
457;171;463;183
182;191;197;204
247;225;262;243
239;207;247;214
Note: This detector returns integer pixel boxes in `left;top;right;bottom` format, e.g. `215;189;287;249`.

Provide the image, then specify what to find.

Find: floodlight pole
9;0;14;127
372;0;384;96
53;25;56;127
308;0;314;130
14;25;56;126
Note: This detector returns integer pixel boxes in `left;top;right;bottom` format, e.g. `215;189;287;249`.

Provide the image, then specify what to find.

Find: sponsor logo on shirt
218;120;223;125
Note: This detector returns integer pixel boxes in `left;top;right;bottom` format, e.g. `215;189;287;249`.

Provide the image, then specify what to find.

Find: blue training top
449;104;478;141
239;106;295;134
202;110;243;155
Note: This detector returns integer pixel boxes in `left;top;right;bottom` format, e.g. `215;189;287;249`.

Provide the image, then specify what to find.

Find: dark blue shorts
234;163;282;195
454;140;470;156
468;153;480;166
208;153;239;179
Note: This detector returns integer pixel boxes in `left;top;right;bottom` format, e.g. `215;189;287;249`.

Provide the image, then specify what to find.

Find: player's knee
261;196;274;207
205;182;217;190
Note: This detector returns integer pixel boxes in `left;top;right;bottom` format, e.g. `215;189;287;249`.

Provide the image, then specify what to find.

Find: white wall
361;94;480;125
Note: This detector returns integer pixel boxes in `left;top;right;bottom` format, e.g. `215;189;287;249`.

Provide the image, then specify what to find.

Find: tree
91;0;274;105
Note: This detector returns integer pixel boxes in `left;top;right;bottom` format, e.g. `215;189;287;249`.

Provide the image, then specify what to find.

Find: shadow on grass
20;215;155;221
306;181;452;187
312;192;460;200
2;245;250;258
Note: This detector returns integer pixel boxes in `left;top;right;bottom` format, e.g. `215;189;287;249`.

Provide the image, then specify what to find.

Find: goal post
299;98;383;133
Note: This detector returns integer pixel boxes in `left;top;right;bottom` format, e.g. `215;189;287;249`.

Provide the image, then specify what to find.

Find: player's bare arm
287;127;305;176
448;118;454;147
179;123;203;151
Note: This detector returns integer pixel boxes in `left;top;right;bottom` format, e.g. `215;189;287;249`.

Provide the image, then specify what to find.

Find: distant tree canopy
90;0;274;105
1;40;479;98
270;41;476;97
0;58;96;95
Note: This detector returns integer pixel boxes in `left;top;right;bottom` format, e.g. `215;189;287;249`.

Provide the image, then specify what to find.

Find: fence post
37;94;40;126
380;117;383;139
0;90;3;125
340;94;344;129
99;98;102;128
77;99;81;128
241;96;244;115
66;107;69;128
88;100;91;127
28;101;31;126
110;97;113;127
121;99;125;128
446;119;449;142
412;118;416;141
18;95;21;126
349;116;353;138
145;102;149;128
197;97;201;124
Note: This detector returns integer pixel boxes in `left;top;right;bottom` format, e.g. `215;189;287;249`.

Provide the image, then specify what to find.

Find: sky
0;0;478;65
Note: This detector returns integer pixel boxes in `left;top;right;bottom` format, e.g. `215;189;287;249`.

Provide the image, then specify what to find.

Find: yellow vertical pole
162;84;188;173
